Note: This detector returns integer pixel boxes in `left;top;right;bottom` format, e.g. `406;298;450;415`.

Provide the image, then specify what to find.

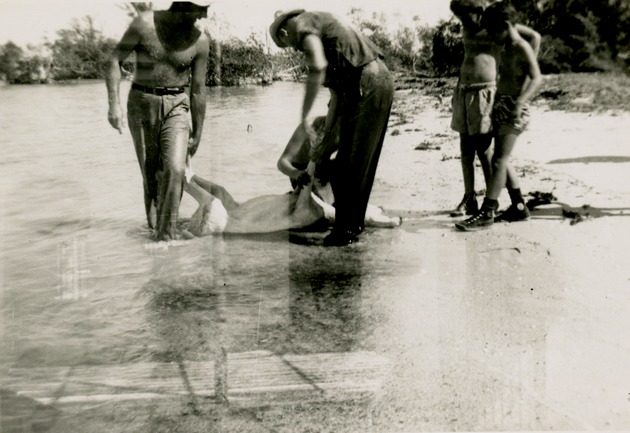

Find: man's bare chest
138;32;198;69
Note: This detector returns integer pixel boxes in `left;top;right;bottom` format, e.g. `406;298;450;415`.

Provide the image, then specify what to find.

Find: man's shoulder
192;31;210;54
137;10;154;21
129;11;154;31
196;31;210;45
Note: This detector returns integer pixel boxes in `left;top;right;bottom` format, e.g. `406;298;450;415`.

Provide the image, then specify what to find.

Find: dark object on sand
526;191;594;225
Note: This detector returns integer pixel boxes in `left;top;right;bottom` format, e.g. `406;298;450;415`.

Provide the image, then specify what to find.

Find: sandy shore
374;85;630;214
371;85;630;353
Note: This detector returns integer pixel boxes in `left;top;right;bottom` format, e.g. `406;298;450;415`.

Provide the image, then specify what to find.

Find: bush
431;18;462;77
207;34;273;86
348;8;398;70
538;36;573;73
51;16;117;80
270;50;308;81
0;42;25;82
0;42;54;84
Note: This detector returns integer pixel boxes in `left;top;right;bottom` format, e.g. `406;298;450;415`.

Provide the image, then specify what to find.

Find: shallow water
0;80;333;366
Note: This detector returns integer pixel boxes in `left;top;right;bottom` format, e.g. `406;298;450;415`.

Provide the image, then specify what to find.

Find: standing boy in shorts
456;2;543;231
449;0;540;217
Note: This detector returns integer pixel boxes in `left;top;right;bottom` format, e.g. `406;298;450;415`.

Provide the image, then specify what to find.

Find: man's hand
295;170;312;188
108;104;125;134
188;135;201;157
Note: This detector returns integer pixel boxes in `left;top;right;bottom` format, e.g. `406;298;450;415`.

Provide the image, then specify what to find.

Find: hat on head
450;0;487;15
269;9;305;48
153;1;212;10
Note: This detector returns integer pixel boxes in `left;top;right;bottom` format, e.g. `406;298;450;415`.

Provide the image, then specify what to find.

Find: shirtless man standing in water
105;1;210;241
449;0;539;217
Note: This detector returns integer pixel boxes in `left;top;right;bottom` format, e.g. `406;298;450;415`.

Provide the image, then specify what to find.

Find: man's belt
131;82;186;96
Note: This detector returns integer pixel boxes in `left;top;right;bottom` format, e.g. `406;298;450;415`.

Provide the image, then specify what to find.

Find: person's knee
164;160;186;178
476;139;493;157
491;157;508;172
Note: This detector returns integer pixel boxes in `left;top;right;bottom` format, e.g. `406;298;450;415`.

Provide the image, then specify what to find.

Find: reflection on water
0;389;61;433
0;80;329;367
56;236;89;301
285;246;366;354
132;237;370;362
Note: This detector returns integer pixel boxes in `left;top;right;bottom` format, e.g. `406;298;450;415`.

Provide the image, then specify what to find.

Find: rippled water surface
0;81;339;366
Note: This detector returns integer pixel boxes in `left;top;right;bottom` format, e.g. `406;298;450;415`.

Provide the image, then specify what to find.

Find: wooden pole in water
214;346;228;404
213;40;222;86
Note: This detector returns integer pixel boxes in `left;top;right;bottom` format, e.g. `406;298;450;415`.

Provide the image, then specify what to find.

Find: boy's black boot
455;198;498;231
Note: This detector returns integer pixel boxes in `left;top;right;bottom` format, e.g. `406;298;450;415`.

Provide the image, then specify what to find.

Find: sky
0;0;452;47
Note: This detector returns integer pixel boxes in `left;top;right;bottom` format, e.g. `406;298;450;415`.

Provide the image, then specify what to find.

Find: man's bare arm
301;34;327;139
514;23;541;56
310;90;338;163
278;125;308;179
517;40;543;105
188;35;210;157
105;18;141;133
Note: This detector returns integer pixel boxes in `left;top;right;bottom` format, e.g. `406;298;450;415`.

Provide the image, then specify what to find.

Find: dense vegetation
1;1;628;85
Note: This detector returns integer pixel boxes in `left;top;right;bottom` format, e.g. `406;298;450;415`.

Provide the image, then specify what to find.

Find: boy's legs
486;127;518;201
188;176;240;211
451;134;477;216
451;132;493;216
184;178;215;205
494;151;530;222
455;127;520;231
475;134;493;185
450;83;494;216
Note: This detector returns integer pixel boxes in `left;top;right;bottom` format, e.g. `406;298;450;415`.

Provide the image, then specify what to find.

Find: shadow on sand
389;199;630;230
548;156;630;164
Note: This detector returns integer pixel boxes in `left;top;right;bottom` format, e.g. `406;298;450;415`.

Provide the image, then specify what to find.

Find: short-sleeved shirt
292;12;383;94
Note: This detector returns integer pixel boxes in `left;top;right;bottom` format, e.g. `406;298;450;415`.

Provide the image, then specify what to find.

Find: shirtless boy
449;0;540;217
105;1;210;241
456;2;543;231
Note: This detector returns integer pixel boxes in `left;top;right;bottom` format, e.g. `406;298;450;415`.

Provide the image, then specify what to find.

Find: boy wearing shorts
449;0;540;217
456;2;543;231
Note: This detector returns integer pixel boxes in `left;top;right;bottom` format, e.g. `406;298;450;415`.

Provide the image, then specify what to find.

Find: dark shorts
492;94;530;133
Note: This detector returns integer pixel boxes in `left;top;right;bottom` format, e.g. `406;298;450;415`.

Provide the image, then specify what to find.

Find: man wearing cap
269;10;394;246
105;1;211;241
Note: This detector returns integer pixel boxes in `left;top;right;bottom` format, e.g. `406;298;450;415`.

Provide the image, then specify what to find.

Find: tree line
1;1;628;85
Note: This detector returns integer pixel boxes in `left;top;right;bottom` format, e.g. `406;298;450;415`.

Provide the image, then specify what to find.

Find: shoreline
373;75;630;223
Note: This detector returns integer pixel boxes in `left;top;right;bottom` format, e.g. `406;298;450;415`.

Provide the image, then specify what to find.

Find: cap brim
154;1;212;10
